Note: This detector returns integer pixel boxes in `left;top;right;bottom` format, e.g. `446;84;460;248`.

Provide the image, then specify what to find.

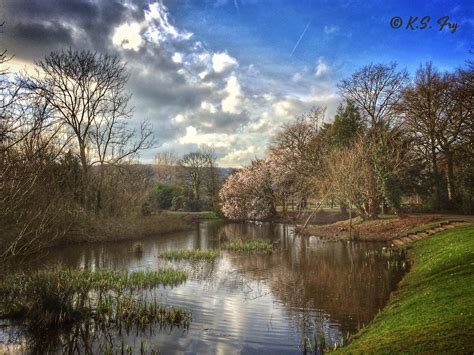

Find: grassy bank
336;224;474;354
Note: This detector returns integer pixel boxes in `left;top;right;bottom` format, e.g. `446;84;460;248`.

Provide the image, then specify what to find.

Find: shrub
171;195;186;211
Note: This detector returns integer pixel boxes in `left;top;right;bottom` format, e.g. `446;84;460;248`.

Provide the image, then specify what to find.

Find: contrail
234;0;240;12
290;20;312;56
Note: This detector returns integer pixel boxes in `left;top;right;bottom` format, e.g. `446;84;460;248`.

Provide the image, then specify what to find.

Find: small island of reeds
223;239;273;254
159;248;220;261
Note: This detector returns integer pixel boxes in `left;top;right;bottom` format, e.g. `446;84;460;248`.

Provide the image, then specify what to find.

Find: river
0;220;407;354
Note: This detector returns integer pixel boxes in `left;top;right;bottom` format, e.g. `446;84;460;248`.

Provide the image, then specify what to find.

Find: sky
1;0;472;167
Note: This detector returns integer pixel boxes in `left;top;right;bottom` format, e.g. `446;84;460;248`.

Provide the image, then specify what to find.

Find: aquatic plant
159;248;219;261
223;239;273;254
112;295;191;329
0;268;190;329
300;331;337;354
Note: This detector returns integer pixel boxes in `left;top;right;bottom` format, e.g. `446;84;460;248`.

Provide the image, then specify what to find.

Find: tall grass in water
159;248;219;261
0;268;190;329
301;331;348;354
223;239;273;254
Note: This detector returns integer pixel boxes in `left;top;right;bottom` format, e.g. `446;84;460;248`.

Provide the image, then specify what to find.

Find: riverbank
60;211;220;245
335;224;474;353
1;211;221;262
304;214;468;242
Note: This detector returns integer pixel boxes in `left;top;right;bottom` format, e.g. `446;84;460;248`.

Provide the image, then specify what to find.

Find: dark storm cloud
9;21;73;47
1;0;144;60
1;0;213;113
184;110;250;133
133;80;212;109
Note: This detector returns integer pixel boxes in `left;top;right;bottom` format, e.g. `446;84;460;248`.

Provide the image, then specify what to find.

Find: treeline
220;61;474;220
144;150;222;214
1;48;154;258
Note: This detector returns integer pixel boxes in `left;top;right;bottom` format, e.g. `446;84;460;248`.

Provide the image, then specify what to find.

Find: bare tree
30;49;153;210
178;150;215;202
324;139;382;220
154;151;180;184
338;62;409;128
0;22;29;151
269;106;326;205
437;70;472;203
401;63;452;208
89;88;153;213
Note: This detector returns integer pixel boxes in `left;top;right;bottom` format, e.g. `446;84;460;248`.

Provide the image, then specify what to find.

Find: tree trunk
431;144;441;210
348;199;353;240
79;142;89;208
446;151;456;204
95;164;105;216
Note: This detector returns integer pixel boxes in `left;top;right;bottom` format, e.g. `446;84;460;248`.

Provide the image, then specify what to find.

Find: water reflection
1;221;406;354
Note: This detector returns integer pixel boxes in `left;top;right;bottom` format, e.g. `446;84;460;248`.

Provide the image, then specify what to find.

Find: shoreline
59;211;224;245
301;213;468;243
334;224;474;353
1;212;222;262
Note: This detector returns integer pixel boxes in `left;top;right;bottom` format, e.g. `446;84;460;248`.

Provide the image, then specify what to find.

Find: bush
147;183;183;211
141;201;152;216
171;195;186;211
184;199;203;212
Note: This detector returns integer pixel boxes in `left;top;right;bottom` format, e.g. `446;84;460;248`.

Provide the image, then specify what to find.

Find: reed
223;239;273;254
0;268;190;329
159;248;219;261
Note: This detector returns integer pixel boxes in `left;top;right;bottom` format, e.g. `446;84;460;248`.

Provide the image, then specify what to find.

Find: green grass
223;239;274;254
0;268;189;329
397;219;457;238
159;248;219;261
335;224;474;354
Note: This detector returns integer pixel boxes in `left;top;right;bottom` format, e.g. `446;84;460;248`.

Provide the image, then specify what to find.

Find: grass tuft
0;268;189;329
223;239;273;254
159;248;219;261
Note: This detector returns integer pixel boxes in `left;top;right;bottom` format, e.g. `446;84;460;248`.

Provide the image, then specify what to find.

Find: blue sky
170;0;472;72
3;0;473;166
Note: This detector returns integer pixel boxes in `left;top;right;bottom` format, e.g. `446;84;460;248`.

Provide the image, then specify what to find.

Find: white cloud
222;75;242;114
212;52;238;73
324;25;340;34
172;52;183;63
292;72;302;83
248;111;271;132
198;71;209;79
173;114;185;123
112;22;144;51
219;145;258;167
201;101;218;113
144;2;192;43
273;99;300;118
179;125;235;148
315;57;329;77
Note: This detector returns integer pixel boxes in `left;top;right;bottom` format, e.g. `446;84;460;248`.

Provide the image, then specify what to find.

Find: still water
1;221;407;354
